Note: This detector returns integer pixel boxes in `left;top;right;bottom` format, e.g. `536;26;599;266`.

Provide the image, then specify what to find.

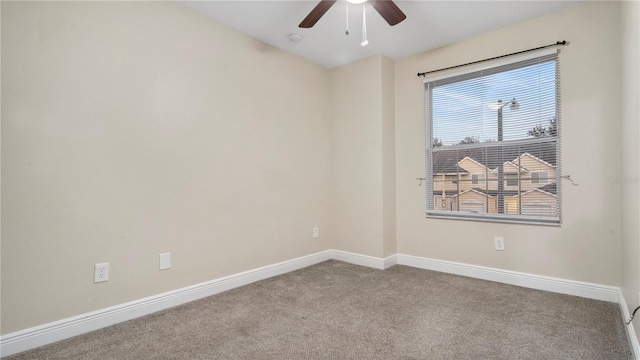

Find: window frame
423;49;561;226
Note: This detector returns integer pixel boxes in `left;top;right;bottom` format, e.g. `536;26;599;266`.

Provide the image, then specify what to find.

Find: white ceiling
177;0;581;69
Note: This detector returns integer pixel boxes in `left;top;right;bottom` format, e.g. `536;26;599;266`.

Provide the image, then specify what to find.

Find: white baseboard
396;254;620;302
383;254;398;269
330;250;397;270
2;250;637;358
617;290;640;359
0;250;332;358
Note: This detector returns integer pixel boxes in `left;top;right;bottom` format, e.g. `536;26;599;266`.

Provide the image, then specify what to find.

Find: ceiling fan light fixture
347;0;367;4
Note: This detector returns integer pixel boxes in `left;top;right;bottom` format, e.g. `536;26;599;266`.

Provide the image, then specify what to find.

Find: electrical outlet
94;263;109;283
495;237;505;251
313;227;319;239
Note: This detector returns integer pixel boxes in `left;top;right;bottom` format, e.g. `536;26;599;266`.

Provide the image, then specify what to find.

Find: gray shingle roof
432;142;556;174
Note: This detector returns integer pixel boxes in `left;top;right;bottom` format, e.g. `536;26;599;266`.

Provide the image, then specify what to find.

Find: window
425;50;561;224
531;171;549;184
505;173;519;187
471;174;484;185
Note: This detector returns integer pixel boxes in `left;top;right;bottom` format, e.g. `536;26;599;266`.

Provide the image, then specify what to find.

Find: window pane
426;55;560;224
432;61;556;146
531;172;540;183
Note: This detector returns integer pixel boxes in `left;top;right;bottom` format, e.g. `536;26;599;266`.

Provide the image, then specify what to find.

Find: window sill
426;211;561;227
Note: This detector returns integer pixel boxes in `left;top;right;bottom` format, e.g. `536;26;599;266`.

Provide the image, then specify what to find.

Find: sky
431;60;557;146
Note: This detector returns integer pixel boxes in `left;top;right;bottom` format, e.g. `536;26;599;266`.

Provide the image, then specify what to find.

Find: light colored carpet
5;260;632;359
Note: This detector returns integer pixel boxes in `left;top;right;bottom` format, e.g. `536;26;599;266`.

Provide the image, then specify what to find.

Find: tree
459;136;479;145
528;117;558;138
548;118;558;137
527;124;547;138
432;137;443;147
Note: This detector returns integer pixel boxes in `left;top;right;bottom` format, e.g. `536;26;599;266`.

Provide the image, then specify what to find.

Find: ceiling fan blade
369;0;406;26
299;0;338;28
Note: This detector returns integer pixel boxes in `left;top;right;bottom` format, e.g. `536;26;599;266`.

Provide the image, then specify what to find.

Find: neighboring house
432;144;558;217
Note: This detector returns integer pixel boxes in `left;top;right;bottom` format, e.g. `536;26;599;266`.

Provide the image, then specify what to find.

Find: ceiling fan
299;0;406;28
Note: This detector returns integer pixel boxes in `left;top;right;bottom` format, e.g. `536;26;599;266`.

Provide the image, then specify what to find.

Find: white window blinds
425;51;561;224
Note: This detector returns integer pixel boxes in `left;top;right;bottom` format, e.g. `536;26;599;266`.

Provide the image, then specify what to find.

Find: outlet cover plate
160;252;171;270
94;263;109;283
495;237;505;251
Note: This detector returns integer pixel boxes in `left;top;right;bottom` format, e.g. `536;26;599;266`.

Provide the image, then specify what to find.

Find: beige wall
620;0;640;343
1;1;332;334
381;56;397;258
330;55;396;258
395;1;623;285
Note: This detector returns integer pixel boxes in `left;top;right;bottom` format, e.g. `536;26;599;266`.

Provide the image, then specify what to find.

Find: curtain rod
416;40;568;77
